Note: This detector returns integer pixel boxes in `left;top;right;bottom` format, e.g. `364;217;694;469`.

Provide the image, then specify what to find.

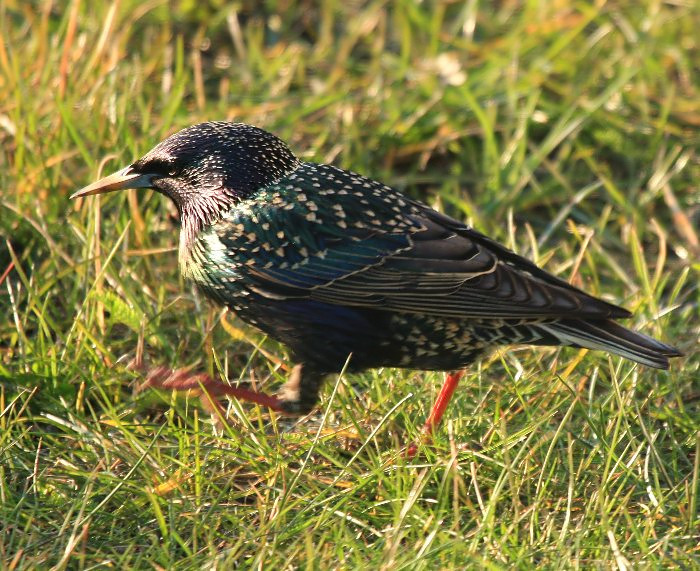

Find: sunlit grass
1;1;698;568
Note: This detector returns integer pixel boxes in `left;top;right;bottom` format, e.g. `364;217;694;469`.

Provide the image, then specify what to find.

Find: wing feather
210;163;631;321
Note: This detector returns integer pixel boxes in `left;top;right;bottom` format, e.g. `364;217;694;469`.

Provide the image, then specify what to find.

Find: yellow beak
70;166;155;199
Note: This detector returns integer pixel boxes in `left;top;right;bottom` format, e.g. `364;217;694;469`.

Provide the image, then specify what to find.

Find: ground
0;2;698;569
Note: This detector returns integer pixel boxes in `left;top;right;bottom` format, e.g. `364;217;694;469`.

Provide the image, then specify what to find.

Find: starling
72;122;682;440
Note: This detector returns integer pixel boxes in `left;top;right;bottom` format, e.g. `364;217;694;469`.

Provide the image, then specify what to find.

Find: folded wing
216;163;630;321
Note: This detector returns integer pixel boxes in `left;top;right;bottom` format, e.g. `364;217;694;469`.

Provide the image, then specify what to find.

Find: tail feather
540;319;683;369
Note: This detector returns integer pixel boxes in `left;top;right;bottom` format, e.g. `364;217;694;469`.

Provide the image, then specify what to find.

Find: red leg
406;370;464;458
140;366;287;413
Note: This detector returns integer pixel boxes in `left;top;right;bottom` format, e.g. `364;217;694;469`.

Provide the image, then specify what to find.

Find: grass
1;1;698;568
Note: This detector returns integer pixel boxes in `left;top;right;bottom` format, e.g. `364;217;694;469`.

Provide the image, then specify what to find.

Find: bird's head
71;122;300;224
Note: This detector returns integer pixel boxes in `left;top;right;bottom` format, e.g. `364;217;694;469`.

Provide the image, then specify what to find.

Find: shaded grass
1;1;698;568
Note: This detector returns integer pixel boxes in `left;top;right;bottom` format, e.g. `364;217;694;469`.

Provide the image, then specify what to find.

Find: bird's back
182;161;680;373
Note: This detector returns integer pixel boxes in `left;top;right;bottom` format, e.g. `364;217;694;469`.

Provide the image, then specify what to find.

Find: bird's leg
406;370;464;458
276;363;325;414
422;370;465;433
140;366;287;413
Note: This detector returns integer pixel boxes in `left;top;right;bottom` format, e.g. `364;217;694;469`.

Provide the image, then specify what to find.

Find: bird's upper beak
70;165;156;199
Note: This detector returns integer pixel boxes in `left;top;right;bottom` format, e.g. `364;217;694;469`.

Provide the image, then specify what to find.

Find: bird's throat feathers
177;192;232;275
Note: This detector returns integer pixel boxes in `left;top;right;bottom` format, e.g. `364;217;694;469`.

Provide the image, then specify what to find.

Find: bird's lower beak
70;166;155;199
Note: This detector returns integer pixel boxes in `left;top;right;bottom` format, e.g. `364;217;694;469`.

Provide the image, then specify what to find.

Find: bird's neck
177;193;232;275
175;158;303;276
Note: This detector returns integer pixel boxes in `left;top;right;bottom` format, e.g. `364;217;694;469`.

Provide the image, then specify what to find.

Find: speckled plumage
75;122;681;414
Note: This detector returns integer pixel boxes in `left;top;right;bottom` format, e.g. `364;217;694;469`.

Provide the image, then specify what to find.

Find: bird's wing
212;163;629;319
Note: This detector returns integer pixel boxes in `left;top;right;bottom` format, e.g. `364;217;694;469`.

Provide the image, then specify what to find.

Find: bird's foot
273;363;324;415
405;370;465;458
139;366;288;416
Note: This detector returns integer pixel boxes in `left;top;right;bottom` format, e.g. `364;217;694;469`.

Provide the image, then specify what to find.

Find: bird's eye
141;158;180;177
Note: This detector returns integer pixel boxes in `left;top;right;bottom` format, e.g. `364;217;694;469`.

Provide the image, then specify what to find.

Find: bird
71;121;682;447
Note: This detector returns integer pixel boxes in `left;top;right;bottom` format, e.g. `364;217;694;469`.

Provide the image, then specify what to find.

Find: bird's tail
539;319;682;369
